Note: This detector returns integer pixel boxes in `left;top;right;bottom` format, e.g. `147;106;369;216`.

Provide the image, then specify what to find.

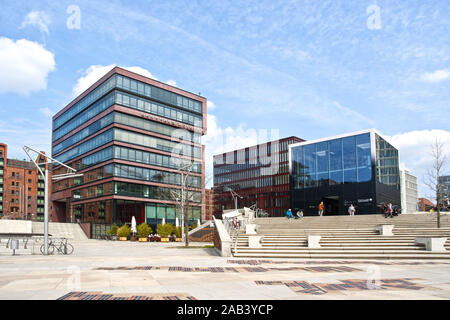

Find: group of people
286;209;304;219
286;202;357;219
383;202;398;218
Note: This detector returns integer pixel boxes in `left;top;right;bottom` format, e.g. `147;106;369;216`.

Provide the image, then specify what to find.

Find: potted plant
117;224;131;241
137;223;152;242
157;223;173;242
107;224;119;240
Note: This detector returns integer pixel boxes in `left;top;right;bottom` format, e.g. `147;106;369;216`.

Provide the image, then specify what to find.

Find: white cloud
388;129;450;199
0;37;55;94
202;113;279;187
207;100;216;111
166;79;177;87
420;69;450;83
73;64;157;96
39;107;53;117
20;11;51;34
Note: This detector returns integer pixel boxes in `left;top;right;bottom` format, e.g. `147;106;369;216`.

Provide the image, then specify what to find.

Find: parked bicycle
40;238;74;255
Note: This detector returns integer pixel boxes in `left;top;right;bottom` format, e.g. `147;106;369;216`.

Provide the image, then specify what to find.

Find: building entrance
323;196;340;215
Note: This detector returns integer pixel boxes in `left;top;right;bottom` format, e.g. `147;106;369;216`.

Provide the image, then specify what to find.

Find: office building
290;129;401;215
51;67;206;228
400;168;418;213
213;136;304;217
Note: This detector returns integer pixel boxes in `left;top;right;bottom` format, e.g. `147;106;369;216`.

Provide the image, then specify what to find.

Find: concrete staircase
32;222;88;240
231;214;450;259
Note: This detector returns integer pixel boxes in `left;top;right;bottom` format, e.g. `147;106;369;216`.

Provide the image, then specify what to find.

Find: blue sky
0;0;449;198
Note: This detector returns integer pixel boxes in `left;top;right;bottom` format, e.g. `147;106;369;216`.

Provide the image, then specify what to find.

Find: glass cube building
289;129;400;215
51;67;206;231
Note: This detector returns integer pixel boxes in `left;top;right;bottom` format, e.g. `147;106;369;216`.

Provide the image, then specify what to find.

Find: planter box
130;236;138;241
175;238;182;242
119;237;128;241
160;237;170;242
138;238;148;242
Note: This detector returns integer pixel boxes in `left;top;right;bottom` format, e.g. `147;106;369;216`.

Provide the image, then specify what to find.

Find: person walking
348;204;355;216
318;202;324;216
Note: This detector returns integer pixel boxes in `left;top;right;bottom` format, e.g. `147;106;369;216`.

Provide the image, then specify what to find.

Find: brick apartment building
0;143;53;221
418;198;435;212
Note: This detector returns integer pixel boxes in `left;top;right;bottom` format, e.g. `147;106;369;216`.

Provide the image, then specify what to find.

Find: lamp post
23;146;83;255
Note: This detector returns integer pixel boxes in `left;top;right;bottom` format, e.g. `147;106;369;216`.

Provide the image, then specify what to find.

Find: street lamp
23;146;83;255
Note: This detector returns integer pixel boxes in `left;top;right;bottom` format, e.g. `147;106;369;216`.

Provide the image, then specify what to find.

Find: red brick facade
0;143;54;221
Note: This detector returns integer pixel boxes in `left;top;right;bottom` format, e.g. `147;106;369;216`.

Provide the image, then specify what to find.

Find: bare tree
170;163;201;247
423;139;447;228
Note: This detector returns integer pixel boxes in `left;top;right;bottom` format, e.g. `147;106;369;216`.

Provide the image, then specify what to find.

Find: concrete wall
0;219;32;234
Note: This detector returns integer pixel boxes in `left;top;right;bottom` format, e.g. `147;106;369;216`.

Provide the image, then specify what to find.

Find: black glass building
289;129;400;215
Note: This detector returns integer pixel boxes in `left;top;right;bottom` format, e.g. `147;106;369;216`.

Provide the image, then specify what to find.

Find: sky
0;0;449;200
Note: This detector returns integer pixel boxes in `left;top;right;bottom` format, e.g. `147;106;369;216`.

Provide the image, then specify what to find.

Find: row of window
54;88;203;143
115;74;202;114
53;112;114;154
111;163;202;188
214;172;289;188
53;92;115;141
113;145;201;173
114;128;202;159
72;181;201;203
115;91;202;128
54;75;116;130
114;112;201;144
54;109;202;156
114;182;201;203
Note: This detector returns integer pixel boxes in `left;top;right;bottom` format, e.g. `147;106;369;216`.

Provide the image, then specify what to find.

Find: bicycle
40;238;74;255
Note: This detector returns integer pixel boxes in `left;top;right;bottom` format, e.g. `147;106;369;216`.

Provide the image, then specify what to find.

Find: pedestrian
296;210;304;219
318;201;324;216
286;208;294;220
348;204;355;216
232;217;239;229
383;202;388;218
387;203;393;218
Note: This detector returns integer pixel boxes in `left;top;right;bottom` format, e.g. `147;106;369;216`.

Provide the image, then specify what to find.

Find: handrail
232;228;239;255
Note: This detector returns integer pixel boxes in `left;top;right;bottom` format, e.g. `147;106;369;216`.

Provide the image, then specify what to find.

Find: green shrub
107;224;119;236
157;223;174;237
189;223;197;231
174;226;182;238
117;224;131;237
137;223;152;238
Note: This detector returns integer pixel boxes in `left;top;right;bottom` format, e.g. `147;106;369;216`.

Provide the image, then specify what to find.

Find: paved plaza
1;240;450;300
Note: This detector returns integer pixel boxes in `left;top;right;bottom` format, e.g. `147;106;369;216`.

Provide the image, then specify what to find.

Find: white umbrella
162;217;166;225
175;217;179;227
131;216;137;235
197;219;201;228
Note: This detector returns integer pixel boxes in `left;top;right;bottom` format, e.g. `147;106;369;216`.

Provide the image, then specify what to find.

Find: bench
415;237;447;251
374;224;394;236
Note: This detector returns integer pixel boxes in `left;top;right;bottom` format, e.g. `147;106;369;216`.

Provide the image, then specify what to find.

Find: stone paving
0;239;450;300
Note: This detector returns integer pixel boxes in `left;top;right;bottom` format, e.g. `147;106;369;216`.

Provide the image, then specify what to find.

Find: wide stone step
231;252;450;259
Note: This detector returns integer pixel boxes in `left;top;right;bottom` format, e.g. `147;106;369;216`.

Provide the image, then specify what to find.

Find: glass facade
290;131;400;215
52;69;205;227
53;73;203;135
292;133;372;189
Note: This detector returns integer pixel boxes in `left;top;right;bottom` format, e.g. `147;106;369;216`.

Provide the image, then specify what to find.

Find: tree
170;163;198;247
423;139;447;228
